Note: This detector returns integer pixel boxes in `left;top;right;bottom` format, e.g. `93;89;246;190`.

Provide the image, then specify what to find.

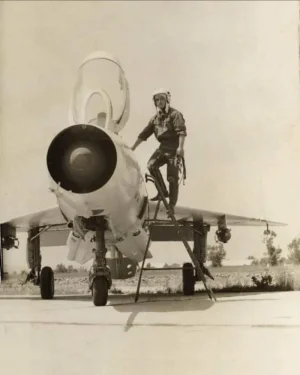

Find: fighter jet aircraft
0;51;286;306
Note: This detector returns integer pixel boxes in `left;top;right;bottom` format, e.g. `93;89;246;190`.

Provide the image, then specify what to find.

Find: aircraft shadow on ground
0;290;280;304
110;293;280;331
110;295;215;331
108;292;279;313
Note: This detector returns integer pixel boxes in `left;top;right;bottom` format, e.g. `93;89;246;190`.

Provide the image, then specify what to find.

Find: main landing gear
24;228;55;300
183;221;215;296
182;262;195;296
23;216;112;306
24;218;112;306
40;266;55;299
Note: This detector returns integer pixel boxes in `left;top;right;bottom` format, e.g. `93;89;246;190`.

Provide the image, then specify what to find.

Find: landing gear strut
24;228;41;286
88;217;112;306
182;222;214;296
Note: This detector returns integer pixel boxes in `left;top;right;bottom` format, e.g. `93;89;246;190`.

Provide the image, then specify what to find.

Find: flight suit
138;107;187;207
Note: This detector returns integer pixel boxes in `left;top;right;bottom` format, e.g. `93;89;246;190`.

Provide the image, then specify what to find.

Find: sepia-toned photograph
0;1;300;374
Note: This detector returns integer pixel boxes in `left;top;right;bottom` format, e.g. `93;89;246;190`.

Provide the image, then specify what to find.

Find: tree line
53;230;300;271
146;230;300;269
247;230;300;267
208;230;300;268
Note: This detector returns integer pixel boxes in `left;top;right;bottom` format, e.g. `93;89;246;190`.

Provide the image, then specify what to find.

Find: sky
1;1;300;272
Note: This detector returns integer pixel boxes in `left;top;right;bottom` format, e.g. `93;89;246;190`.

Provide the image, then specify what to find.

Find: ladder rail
134;199;161;303
151;171;216;301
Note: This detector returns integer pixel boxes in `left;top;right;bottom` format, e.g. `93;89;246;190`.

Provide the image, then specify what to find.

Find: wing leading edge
0;206;67;231
0;202;286;230
2;203;285;230
147;201;286;227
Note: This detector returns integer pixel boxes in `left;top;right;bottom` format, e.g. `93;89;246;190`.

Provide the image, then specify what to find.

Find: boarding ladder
134;171;216;303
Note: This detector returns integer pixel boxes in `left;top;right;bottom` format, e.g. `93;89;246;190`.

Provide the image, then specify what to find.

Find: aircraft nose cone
69;147;94;171
63;145;105;189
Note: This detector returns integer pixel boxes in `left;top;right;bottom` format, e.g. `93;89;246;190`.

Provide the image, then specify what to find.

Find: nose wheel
40;266;55;299
88;218;112;306
92;276;109;306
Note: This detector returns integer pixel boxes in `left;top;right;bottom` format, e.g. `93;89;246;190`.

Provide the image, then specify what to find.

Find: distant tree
67;265;77;273
207;243;226;267
55;263;68;273
247;256;259;266
146;262;152;269
262;230;283;266
259;257;269;267
287;237;300;264
279;257;286;265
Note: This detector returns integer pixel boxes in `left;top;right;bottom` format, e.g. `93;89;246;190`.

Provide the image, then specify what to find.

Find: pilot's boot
150;170;169;201
168;181;179;212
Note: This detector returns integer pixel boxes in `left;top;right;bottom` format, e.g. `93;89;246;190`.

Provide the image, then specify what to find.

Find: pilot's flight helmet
152;88;171;104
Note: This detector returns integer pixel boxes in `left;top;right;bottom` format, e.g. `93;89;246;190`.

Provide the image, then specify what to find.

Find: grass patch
204;270;296;293
273;270;295;290
130;270;297;296
110;287;124;295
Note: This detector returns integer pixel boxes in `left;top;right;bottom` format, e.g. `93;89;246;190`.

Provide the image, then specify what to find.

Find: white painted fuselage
48;124;152;265
47;51;152;265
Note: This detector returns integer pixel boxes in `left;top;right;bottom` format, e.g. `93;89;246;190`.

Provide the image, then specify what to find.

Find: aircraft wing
2;202;284;230
1;202;286;246
0;206;67;231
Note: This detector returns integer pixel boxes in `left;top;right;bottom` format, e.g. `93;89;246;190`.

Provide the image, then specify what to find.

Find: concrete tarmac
0;292;300;375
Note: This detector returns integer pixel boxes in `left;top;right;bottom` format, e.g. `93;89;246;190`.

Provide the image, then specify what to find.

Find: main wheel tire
182;262;195;296
92;276;108;306
40;266;54;300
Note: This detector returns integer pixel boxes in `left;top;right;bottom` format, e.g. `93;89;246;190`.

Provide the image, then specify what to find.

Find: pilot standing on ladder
131;88;187;212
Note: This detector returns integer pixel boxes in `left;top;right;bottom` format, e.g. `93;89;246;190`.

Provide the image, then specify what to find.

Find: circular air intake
46;124;117;194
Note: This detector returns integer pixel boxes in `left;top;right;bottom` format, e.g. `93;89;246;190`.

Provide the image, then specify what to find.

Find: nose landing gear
88;217;112;306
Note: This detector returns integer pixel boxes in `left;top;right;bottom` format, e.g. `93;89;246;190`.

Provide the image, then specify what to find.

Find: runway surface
0;291;299;375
